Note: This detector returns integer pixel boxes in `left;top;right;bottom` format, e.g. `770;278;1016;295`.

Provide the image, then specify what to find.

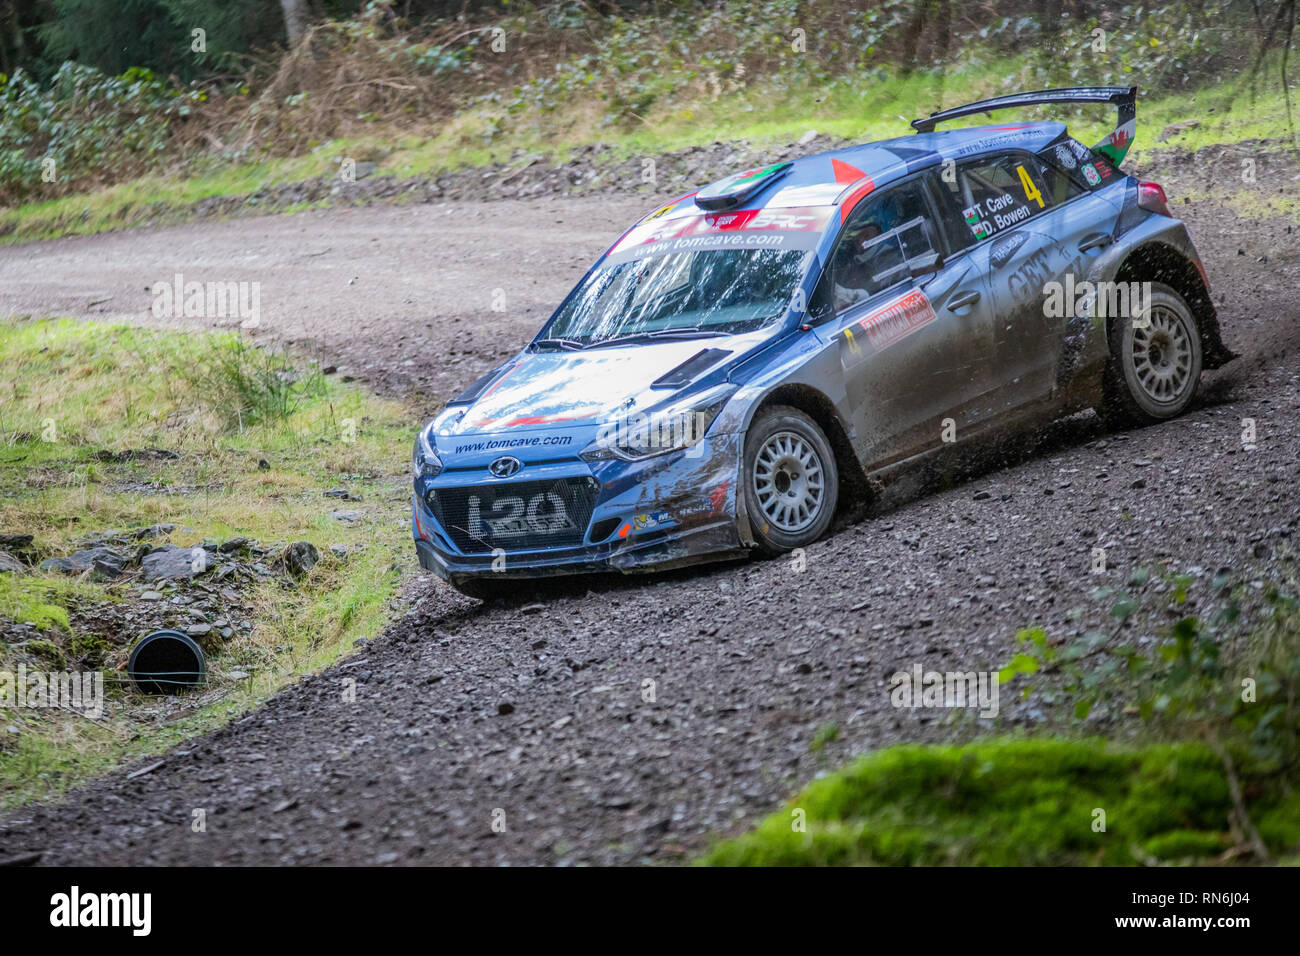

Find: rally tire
1098;281;1203;428
744;405;838;556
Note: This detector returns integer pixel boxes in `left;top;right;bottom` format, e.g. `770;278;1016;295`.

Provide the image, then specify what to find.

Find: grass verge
700;737;1300;865
2;52;1295;245
703;566;1300;866
0;316;415;809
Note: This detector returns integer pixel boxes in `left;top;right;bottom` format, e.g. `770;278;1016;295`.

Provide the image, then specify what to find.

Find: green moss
700;738;1293;866
24;639;66;669
1256;792;1300;851
1144;830;1231;861
0;316;415;809
809;722;839;752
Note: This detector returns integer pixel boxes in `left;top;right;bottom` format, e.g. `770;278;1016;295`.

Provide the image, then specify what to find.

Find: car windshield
542;247;810;348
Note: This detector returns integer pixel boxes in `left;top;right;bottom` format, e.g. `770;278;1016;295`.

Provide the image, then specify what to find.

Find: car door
1025;144;1131;391
813;174;998;469
932;151;1080;414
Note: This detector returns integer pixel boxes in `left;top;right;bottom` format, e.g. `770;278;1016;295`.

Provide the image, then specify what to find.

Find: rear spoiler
911;86;1138;165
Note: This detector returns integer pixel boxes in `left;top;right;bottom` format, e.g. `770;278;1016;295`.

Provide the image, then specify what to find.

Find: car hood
439;333;763;437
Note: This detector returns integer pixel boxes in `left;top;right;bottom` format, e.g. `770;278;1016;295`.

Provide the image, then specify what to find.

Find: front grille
426;477;598;554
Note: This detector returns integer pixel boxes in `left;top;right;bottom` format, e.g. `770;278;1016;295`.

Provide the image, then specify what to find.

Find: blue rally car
412;87;1234;597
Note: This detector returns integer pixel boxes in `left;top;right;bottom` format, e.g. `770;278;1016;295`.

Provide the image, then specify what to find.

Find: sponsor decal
633;510;672;530
964;187;1035;239
831;158;867;183
453;434;575;454
648;231;793;255
1096;121;1135;165
611;206;833;256
1069;139;1092;162
838;178;877;223
989;230;1029;269
951;129;1034;157
1082;163;1101;186
1005;246;1057;308
709;481;729;516
642;201;678;222
674;483;730;522
745;209;828;230
853;289;938;351
963;204;993;240
1053;143;1077;169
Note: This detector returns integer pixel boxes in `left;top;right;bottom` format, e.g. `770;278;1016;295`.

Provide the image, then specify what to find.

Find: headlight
581;388;731;463
412;426;443;480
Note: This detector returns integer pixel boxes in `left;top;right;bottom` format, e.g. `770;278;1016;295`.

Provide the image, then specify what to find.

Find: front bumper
411;433;747;584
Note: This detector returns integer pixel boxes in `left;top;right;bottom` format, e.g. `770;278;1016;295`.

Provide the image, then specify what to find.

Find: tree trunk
280;0;309;47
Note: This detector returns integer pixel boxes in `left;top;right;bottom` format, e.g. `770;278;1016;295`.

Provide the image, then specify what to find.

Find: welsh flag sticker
696;162;793;207
1096;119;1136;166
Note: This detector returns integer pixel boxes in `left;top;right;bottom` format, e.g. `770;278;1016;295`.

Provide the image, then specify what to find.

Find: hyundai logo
488;456;523;478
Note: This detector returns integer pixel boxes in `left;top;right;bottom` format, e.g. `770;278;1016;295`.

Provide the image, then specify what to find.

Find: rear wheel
744;405;838;556
1098;281;1203;427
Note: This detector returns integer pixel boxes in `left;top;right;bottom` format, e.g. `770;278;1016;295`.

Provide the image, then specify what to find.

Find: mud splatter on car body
412;88;1233;588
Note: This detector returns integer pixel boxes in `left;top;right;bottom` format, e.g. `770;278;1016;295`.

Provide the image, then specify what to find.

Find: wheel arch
1112;240;1235;369
748;382;870;511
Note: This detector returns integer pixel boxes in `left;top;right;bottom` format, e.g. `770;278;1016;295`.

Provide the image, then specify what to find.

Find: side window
931;152;1054;251
1033;146;1087;204
1043;137;1121;191
824;179;940;313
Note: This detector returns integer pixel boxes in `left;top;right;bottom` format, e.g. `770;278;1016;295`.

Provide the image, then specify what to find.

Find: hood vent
650;348;732;390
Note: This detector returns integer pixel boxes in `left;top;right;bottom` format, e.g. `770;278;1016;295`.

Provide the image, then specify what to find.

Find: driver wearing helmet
831;190;926;311
832;222;883;310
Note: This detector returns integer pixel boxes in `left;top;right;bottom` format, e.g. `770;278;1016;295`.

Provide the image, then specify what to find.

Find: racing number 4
1017;164;1045;209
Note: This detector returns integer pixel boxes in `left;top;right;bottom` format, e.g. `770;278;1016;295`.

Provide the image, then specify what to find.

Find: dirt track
0;196;649;406
1;185;1299;864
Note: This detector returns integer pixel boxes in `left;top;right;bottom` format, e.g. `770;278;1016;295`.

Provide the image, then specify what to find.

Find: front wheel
743;405;838;556
1098;281;1203;427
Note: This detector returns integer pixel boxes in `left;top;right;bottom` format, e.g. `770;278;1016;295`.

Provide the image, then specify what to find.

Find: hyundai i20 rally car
412;86;1235;598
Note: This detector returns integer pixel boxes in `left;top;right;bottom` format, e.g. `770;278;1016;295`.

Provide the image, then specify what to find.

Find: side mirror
805;281;836;326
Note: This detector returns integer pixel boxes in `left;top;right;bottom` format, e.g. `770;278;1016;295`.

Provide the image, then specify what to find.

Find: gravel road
1;197;646;407
1;178;1298;865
